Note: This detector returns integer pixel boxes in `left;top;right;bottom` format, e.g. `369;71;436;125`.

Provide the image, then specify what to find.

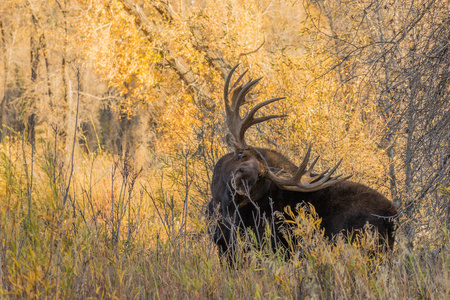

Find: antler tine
302;155;320;181
224;65;250;112
224;64;288;149
297;144;312;176
264;145;352;192
314;159;343;184
246;97;287;123
233;77;262;111
224;65;236;101
230;70;248;91
237;97;288;142
265;145;311;186
224;64;240;113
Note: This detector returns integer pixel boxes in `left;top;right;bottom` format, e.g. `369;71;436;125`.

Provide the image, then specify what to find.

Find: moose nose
236;167;246;174
234;166;251;180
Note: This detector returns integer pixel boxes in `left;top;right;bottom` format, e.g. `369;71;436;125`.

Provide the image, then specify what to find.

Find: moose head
222;65;351;200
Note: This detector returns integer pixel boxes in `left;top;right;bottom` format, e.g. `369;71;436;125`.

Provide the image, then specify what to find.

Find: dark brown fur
206;148;398;262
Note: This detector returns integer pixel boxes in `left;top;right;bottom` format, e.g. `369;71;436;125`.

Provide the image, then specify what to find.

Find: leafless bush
308;0;450;247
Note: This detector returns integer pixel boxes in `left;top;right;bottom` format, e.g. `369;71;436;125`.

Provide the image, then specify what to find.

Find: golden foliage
4;0;449;298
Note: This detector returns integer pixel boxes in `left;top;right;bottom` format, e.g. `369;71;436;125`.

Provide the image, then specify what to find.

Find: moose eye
236;152;245;160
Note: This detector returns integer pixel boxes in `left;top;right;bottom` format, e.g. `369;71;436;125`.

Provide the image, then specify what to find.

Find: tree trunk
118;0;218;110
39;33;52;105
404;92;416;250
65;69;75;155
387;133;399;207
0;19;8;141
30;15;40;83
29;13;40;146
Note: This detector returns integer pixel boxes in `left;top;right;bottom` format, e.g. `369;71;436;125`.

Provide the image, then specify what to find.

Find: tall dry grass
0;135;449;299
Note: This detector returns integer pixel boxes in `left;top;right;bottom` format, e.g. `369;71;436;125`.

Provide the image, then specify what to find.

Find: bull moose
206;65;398;263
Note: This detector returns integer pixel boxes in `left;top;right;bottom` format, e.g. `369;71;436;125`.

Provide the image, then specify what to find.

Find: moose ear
269;166;283;175
269;166;291;179
226;133;239;151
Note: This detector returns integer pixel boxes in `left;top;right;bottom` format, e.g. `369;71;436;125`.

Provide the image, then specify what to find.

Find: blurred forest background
0;0;449;298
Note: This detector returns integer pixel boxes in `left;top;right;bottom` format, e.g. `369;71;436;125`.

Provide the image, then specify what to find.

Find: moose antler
224;64;287;149
223;65;351;192
263;144;352;192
